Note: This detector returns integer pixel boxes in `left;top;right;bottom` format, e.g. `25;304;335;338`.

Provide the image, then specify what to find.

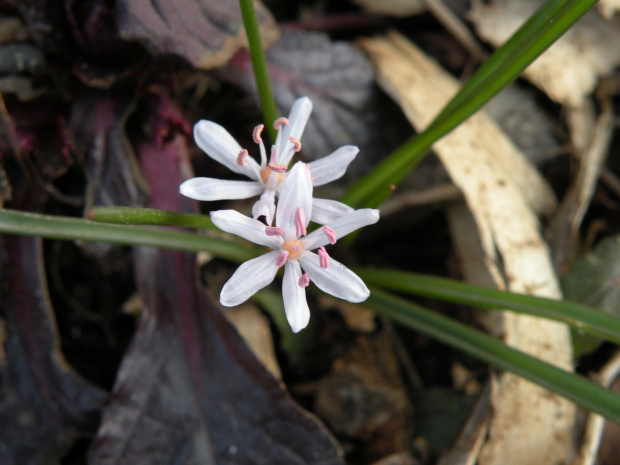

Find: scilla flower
180;97;358;225
210;162;379;333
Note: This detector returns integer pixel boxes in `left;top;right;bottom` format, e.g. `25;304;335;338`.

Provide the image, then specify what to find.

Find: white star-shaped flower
180;97;358;225
210;162;379;333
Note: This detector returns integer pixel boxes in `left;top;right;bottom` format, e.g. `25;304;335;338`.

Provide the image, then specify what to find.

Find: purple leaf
116;0;279;69
0;188;108;464
88;89;344;464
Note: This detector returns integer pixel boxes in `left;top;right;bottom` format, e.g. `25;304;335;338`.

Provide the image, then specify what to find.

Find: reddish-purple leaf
116;0;279;69
88;89;344;464
0;188;108;465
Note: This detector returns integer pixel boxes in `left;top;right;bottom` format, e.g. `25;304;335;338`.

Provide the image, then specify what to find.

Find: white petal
309;198;355;225
179;178;263;201
304;208;379;249
211;210;281;249
252;189;276;225
299;252;369;302
276;162;313;233
308;146;359;187
194;120;260;180
279;97;313;166
220;251;280;306
282;261;310;333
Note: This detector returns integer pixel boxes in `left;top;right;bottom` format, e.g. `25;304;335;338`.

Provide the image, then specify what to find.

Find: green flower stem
357;268;620;346
0;208;256;262
239;0;278;140
87;206;216;229
341;0;598;208
367;289;620;425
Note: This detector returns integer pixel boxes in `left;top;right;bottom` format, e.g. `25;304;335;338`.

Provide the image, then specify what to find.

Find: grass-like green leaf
366;289;620;425
0;208;256;262
341;0;598;208
87;206;216;229
357;268;620;346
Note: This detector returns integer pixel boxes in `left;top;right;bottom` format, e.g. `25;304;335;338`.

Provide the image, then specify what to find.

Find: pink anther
276;251;289;267
298;273;310;288
288;136;302;152
273;117;289;130
295;207;307;237
318;247;330;269
237;149;248;166
322;226;337;245
265;226;286;236
253;124;264;144
268;162;288;173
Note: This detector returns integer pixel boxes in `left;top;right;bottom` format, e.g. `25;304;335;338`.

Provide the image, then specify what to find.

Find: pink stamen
298;273;310;288
273;117;289;130
295;207;307;237
306;163;315;181
253;124;264;144
322;226;337;245
265;226;286;236
289;136;302;152
237;149;248;166
268;163;288;173
318;247;330;269
276;251;288;267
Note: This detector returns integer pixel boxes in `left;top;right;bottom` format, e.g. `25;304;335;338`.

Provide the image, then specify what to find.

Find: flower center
281;239;304;260
260;166;286;185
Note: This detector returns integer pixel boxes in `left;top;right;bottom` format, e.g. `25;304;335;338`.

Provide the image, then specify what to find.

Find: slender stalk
367;289;620;425
87;206;216;230
357;269;620;346
239;0;279;140
0;208;256;262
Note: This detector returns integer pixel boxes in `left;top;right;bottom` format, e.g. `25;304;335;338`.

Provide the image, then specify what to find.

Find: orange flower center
281;239;304;260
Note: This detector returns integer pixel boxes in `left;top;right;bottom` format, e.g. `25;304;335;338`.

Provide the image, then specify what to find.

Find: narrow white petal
179;178;263;201
309;198;355;225
304;208;380;249
211;210;281;249
220;251;280;306
299;252;369;302
282;261;310;333
276;162;313;233
280;97;313;166
308;146;359;187
194;120;260;180
251;189;276;225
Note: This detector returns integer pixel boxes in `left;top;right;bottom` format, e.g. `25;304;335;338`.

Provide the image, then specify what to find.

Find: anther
273;117;289;130
237;149;248;166
265;226;286;236
289;136;302;152
298;273;310;288
318;247;330;269
295;207;307;237
268;162;288;173
276;251;289;267
253;124;264;144
322;226;337;245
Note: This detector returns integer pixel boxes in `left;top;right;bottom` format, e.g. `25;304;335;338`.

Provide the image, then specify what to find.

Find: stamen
253;124;264;144
318;247;330;269
276;251;289;267
322;226;337;245
273;117;289;130
306;163;315;181
265;226;286;236
298;273;310;288
268;163;288;173
288;136;301;152
237;149;248;166
295;207;307;237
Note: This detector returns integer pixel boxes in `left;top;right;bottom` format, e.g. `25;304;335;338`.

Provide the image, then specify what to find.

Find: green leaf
356;268;620;346
87;206;216;229
341;0;598;208
366;289;620;425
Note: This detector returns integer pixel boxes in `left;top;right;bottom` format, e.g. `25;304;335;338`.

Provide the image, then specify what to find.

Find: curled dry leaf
359;31;574;465
117;0;279;69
